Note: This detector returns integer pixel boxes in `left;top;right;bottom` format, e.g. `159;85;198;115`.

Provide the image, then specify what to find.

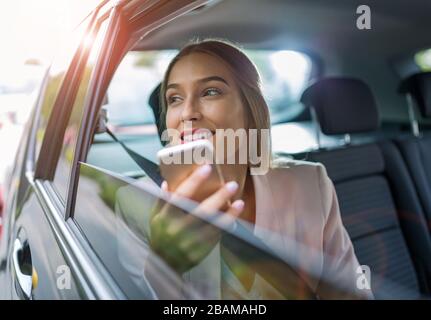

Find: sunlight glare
270;50;311;97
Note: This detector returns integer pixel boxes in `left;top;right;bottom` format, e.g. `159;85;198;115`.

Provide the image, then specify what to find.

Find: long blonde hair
159;39;273;169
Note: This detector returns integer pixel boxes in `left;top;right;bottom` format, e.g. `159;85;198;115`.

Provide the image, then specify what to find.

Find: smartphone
157;140;227;203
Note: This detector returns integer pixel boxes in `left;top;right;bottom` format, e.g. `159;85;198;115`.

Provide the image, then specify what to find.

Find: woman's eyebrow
197;76;230;86
166;83;179;90
166;76;230;90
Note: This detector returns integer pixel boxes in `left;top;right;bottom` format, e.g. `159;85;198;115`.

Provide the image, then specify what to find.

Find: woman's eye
203;88;221;97
167;95;181;105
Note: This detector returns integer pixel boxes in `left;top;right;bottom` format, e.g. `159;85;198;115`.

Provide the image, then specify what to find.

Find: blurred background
0;0;100;187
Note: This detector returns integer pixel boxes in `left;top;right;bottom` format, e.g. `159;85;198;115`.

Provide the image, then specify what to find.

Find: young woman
118;39;372;299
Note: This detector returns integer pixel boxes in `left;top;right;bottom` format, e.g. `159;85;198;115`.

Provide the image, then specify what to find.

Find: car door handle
12;238;33;299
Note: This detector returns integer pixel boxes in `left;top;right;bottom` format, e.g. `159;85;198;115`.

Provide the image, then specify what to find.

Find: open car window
87;46;313;177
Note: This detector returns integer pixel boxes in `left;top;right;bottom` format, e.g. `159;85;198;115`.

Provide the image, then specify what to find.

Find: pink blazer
246;160;373;299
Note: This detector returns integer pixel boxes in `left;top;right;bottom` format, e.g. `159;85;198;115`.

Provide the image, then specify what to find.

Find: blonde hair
159;39;273;169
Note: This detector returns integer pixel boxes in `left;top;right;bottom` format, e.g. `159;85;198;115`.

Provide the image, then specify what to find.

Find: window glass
52;19;109;199
73;163;326;299
34;19;90;161
104;51;177;126
246;50;312;123
86;51;176;176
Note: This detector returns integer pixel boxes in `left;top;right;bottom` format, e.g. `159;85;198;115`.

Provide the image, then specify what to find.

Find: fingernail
197;164;211;176
161;181;168;191
232;199;244;211
225;181;239;193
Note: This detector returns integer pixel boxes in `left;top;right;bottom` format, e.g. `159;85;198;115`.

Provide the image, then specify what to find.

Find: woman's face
165;52;248;153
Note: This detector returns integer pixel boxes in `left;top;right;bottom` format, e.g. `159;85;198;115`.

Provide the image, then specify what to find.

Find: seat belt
105;126;163;186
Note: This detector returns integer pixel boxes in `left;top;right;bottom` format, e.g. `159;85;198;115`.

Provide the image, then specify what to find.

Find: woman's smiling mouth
180;128;214;143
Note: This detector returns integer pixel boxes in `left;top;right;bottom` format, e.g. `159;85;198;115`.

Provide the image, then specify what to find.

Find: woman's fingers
157;165;214;233
195;181;239;215
171;205;240;252
223;199;245;220
186;182;243;231
177;200;245;253
152;170;247;271
161;180;168;192
152;198;246;272
205;199;245;230
174;164;212;199
161;197;245;251
157;178;244;235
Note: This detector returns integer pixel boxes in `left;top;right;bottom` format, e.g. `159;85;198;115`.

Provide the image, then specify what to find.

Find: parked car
0;64;45;229
1;0;431;299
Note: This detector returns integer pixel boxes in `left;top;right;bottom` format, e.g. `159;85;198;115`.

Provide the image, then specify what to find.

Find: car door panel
4;182;82;299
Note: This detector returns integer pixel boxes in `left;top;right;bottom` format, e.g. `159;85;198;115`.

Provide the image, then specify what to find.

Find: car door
0;1;121;300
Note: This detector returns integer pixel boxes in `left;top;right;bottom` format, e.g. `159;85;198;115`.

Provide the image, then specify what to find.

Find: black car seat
298;77;431;298
396;72;431;239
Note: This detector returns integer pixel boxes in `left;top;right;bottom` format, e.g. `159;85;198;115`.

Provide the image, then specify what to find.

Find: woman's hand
149;164;244;274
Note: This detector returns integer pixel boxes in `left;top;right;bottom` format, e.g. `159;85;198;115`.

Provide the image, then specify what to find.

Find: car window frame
24;1;128;300
33;5;116;206
32;18;96;179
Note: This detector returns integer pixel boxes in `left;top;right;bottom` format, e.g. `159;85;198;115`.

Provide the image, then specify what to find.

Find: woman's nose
181;97;202;122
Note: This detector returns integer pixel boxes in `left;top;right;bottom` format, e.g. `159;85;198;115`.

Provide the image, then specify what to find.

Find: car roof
132;0;431;60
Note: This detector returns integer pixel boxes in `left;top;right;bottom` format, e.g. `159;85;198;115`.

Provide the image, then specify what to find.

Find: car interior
84;0;431;298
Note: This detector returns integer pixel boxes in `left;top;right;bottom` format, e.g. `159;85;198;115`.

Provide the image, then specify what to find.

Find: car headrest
300;77;380;135
398;72;431;118
148;83;167;144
